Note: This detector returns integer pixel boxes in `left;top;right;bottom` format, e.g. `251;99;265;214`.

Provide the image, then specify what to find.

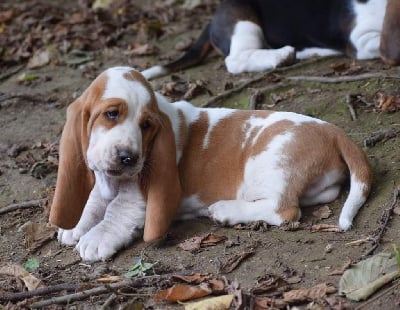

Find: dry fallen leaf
310;224;341;233
375;93;400;112
254;297;288;309
172;273;211;284
154;283;212;302
0;264;45;291
184;294;234;310
178;233;226;252
220;250;255;273
312;205;332;220
96;274;123;283
200;233;227;246
27;49;51;69
252;274;289;295
127;43;156;56
20;221;56;251
283;283;337;303
328;258;353;276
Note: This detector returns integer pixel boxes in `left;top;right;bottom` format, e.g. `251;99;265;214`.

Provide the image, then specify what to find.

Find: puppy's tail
141;24;212;80
337;132;372;231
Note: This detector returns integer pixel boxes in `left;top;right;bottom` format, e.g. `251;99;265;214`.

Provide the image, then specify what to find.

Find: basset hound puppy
50;67;372;262
142;0;400;80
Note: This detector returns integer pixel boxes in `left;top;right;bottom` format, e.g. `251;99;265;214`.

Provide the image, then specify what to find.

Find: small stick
29;270;195;308
0;198;46;215
346;94;357;121
361;188;400;258
0;283;78;302
201;56;333;108
100;293;117;310
363;127;400;147
287;72;400;83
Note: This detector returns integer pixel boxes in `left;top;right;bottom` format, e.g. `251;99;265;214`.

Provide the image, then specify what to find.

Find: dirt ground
1;1;400;309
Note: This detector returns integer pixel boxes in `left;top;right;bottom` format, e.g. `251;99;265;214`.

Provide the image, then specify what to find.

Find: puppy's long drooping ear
143;113;182;241
380;0;400;66
49;98;94;229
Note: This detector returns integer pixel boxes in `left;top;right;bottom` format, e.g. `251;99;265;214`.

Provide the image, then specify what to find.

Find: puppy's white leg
225;21;295;74
76;182;146;261
58;183;107;245
209;199;300;226
350;0;386;59
296;48;341;60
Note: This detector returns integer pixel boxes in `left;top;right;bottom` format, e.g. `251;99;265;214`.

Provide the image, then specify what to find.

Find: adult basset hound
142;0;400;80
50;67;372;262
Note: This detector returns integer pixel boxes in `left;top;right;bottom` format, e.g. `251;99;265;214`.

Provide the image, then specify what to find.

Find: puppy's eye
140;119;151;130
105;110;119;121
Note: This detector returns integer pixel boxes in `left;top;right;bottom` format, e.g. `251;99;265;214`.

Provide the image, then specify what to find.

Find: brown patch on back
179;110;294;204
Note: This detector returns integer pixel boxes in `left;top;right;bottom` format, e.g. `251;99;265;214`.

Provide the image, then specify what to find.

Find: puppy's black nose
117;150;138;166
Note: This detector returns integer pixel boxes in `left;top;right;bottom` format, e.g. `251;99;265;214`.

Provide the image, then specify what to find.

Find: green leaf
16;72;39;83
24;258;39;272
125;257;156;278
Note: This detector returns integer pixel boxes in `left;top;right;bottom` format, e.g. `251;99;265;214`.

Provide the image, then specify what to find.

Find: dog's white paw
76;223;129;262
209;201;241;225
58;228;78;245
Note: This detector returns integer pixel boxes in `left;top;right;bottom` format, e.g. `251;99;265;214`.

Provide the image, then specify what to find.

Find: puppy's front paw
58;228;78;245
209;201;241;225
76;223;129;262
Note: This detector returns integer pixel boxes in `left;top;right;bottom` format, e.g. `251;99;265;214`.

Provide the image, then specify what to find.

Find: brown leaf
312;205;332;220
154;283;212;302
375;93;400;112
254;297;288;309
252;274;289;295
178;236;203;251
21;221;57;252
201;233;227;246
96;274;123;283
178;233;226;252
220;250;255;273
127;43;156;56
0;264;45;291
208;279;226;294
328;258;353;276
283;283;337;303
310;224;341;233
172;273;211;284
27;49;51;69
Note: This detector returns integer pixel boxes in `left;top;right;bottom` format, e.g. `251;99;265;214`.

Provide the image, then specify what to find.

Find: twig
101;293;117;310
363;127;400;147
362;188;400;258
0;198;46;215
0;283;78;302
201;56;334;108
29;270;194;308
0;65;24;82
346;94;357;121
287;72;400;83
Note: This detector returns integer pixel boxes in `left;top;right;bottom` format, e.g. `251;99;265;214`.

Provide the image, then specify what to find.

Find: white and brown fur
142;0;400;79
50;67;372;262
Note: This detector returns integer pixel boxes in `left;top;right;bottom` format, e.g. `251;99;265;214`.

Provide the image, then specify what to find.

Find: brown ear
143;113;182;241
380;0;400;66
49;98;94;229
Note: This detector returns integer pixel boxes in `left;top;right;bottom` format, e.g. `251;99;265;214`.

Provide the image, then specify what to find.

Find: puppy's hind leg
209;198;300;227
